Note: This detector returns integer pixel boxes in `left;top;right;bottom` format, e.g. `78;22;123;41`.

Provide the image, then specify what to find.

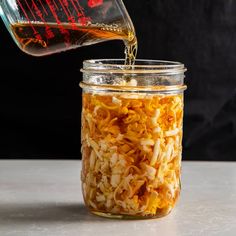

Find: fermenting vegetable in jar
80;59;187;219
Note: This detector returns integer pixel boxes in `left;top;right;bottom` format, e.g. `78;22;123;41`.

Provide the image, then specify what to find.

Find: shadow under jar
80;59;187;219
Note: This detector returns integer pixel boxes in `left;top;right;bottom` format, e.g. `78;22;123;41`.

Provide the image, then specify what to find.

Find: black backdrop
0;0;236;160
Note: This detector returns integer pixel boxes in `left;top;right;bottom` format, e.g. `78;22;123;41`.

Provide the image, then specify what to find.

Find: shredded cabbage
81;92;183;217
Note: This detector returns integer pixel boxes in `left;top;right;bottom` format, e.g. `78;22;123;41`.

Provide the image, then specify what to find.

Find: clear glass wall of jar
80;59;187;219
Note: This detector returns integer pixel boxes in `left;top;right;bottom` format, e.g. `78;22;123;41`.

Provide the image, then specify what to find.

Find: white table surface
0;160;235;236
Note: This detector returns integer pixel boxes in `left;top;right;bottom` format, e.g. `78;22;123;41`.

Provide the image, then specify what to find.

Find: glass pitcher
0;0;136;56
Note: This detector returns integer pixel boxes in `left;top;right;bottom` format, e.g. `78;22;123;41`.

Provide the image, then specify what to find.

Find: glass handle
0;1;4;16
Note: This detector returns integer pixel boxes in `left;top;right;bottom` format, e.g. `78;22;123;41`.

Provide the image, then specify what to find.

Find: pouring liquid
11;22;137;64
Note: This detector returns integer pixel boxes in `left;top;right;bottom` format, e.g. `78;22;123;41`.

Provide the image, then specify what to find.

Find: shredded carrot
81;92;183;217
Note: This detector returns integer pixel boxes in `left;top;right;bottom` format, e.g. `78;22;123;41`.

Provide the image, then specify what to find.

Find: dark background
0;0;236;160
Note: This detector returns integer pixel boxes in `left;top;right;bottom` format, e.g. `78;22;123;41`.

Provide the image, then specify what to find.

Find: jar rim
81;59;187;75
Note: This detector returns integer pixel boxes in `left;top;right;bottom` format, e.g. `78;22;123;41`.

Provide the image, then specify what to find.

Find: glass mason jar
80;59;187;219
